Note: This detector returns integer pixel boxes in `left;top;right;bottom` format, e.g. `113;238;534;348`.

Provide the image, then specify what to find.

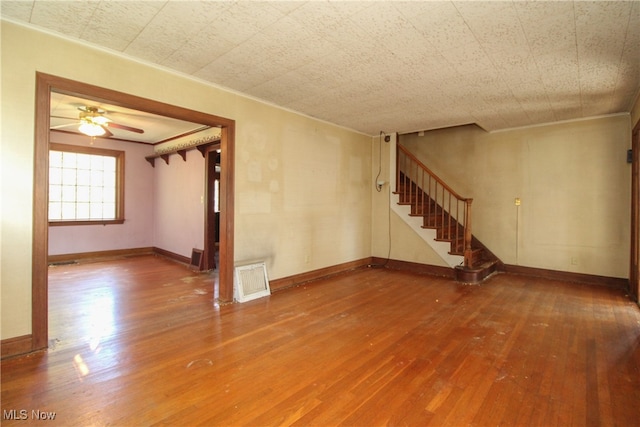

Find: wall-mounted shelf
145;140;218;167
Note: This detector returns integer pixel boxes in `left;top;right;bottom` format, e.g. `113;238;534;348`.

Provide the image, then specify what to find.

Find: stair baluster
395;144;473;267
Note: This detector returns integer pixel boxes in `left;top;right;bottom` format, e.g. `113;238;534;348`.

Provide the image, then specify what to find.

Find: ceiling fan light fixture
79;121;106;137
92;115;110;125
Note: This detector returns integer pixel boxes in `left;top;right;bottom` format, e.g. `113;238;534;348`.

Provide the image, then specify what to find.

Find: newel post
464;199;473;267
395;144;401;194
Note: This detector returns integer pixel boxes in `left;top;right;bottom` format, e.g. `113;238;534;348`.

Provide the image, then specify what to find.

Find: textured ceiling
2;1;639;135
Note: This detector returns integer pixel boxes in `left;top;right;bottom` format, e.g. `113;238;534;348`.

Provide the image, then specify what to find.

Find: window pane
62;152;76;168
62;169;76;185
90;186;103;202
50;151;63;167
61;202;76;219
91;170;104;187
90;203;103;219
49;202;62;220
103;157;116;172
103;187;116;203
103;172;116;187
62;185;76;202
49;184;62;202
76;186;90;202
90;155;104;170
102;203;115;219
76;203;90;219
50;167;62;185
77;169;91;185
77;153;92;170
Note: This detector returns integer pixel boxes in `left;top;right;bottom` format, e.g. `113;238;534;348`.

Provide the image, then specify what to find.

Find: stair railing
396;144;473;267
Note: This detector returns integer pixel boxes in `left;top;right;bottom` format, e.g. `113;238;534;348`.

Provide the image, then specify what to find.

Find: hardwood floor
2;255;639;426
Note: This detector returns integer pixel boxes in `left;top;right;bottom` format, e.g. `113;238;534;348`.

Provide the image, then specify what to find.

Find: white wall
48;131;155;255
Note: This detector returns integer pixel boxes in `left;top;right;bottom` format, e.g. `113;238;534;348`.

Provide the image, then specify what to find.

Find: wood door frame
631;120;640;303
33;72;235;351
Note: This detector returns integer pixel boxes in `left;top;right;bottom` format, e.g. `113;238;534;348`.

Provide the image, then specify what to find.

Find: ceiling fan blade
106;122;144;134
50;123;77;130
50;115;77;120
101;125;114;138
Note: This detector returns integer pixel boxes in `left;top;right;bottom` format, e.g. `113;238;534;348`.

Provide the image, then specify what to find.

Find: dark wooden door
630;123;639;302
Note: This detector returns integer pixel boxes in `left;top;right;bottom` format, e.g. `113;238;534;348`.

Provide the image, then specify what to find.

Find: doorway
206;148;221;271
32;73;235;351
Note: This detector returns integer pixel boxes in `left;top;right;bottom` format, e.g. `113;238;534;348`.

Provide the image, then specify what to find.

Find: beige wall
0;22;371;340
399;116;632;278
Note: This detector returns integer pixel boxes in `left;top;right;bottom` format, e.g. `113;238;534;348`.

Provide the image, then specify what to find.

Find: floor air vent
234;262;270;303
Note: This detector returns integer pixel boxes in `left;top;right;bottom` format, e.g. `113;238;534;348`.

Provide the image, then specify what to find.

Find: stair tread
433;233;465;239
396;169;501;281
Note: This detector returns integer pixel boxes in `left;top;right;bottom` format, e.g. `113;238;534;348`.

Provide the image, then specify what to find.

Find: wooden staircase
395;145;500;284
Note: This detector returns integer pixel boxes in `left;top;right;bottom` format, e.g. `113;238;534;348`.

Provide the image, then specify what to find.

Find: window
214;178;220;213
49;143;124;225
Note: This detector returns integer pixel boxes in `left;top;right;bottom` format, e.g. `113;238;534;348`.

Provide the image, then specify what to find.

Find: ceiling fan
52;106;145;138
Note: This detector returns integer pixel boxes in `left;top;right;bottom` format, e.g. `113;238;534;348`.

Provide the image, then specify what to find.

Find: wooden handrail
396;145;469;202
396;144;473;267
